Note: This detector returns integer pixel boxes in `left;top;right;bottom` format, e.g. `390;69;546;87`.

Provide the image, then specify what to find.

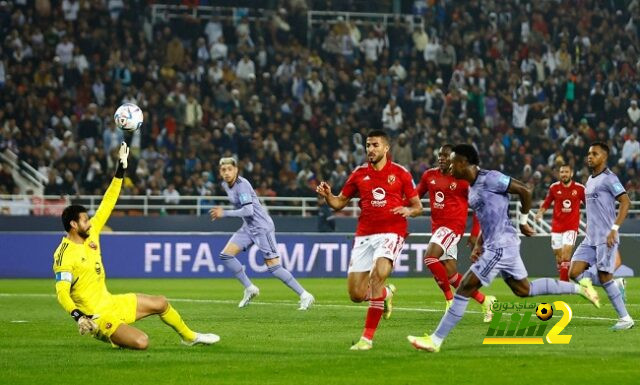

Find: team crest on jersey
571;190;577;196
95;262;101;275
105;323;112;330
89;241;97;250
449;182;457;190
387;175;396;185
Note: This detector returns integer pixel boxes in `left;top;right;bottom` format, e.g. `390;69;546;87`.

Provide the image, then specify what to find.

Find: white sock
431;334;443;347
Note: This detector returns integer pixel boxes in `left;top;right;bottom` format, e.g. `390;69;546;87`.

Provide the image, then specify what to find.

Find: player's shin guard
267;264;305;295
220;253;253;288
603;280;630;319
449;272;485;304
160;304;196;342
425;256;453;300
559;261;570;281
363;292;385;340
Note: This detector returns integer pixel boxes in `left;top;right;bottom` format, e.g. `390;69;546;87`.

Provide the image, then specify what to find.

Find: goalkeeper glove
118;142;130;169
71;309;98;336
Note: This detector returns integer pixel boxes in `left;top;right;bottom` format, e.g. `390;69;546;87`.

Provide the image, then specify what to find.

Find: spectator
628;100;640;124
391;133;413;168
382;98;403;134
621;134;640;169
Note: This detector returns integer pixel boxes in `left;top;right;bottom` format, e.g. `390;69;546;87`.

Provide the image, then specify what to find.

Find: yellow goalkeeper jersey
53;177;122;315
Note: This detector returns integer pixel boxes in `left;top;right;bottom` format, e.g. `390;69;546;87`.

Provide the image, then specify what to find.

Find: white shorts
348;233;405;273
551;231;578;250
428;226;461;261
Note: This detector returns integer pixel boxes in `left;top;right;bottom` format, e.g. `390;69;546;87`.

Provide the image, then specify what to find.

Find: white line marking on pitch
0;293;625;321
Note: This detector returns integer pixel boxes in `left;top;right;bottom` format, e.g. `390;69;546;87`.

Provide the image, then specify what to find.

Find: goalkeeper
53;142;219;349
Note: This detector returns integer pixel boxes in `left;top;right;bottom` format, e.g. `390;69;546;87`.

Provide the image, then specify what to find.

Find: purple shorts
470;245;528;286
229;226;279;259
571;241;618;274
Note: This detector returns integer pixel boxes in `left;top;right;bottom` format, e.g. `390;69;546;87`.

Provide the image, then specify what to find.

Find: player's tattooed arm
608;193;630;247
316;181;350;211
507;178;532;214
470;233;483;262
507;178;535;236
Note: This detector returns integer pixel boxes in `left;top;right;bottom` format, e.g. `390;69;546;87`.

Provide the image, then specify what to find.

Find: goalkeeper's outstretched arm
90;142;130;234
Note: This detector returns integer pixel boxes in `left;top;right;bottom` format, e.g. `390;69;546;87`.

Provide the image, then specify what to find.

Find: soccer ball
114;103;143;132
535;303;553;321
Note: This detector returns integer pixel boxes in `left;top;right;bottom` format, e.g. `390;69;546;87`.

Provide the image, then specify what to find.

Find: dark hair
559;163;572;170
452;144;479;165
366;130;390;144
61;205;87;232
590;141;609;154
440;143;454;151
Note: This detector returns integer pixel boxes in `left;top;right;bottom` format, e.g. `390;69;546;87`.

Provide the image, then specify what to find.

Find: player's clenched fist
316;181;332;197
209;207;224;221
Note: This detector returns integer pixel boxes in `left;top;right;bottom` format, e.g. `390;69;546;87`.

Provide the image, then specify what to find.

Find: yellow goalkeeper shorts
94;293;137;340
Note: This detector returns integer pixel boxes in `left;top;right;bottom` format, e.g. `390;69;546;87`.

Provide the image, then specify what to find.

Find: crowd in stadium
1;0;640;206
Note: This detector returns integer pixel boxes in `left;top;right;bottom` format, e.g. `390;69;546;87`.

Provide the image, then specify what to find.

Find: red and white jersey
416;168;469;235
541;181;585;233
341;161;418;237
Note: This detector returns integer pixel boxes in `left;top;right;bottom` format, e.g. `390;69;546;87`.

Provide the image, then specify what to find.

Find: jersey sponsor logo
434;191;445;209
586;193;598;200
371;187;387;207
387;175;396;185
449;182;457;190
562;199;572;212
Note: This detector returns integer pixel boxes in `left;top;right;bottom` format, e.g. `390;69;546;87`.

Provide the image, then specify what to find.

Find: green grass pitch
1;278;639;385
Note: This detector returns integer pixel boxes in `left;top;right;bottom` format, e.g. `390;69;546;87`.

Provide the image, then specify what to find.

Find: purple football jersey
584;169;625;246
222;176;275;231
468;170;520;248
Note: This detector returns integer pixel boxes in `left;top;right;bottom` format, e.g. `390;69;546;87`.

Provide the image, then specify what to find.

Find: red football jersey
541;181;585;232
470;213;481;237
341;161;418;237
416;168;470;235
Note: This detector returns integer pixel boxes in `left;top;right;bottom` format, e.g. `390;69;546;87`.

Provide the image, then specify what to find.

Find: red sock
559;261;570;281
425;256;453;300
449;272;485;304
362;295;385;340
448;272;462;287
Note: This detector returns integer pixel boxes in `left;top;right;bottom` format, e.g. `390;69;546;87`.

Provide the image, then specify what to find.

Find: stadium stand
1;0;640;209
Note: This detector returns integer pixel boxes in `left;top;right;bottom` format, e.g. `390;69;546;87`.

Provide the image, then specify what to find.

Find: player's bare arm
316;181;350;211
470;233;483;262
534;206;547;222
608;193;630;247
507;178;535;237
391;195;423;218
